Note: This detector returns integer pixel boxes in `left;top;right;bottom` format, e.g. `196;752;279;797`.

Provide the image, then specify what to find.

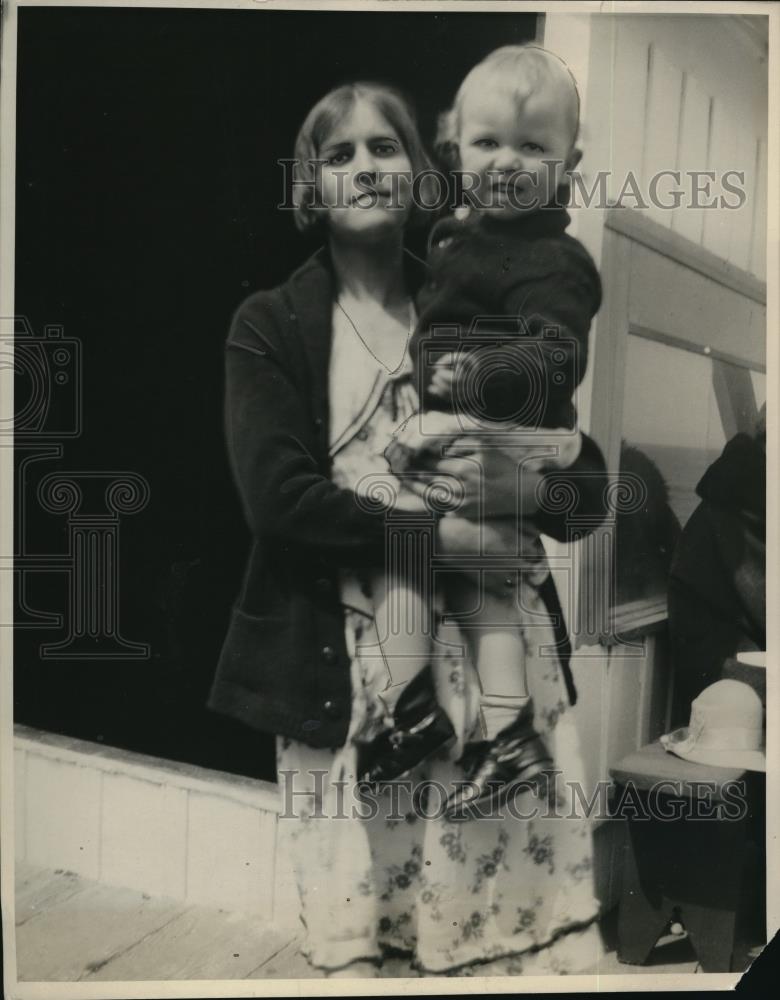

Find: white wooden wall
600;14;768;277
13;726;297;926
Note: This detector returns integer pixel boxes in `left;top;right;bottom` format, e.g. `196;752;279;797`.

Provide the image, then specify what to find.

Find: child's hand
428;351;458;403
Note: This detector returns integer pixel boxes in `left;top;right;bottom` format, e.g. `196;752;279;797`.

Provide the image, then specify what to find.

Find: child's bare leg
450;578;530;737
471;612;531;740
370;570;431;716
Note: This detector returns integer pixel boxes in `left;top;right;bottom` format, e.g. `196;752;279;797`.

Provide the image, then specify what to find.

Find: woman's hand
409;440;544;519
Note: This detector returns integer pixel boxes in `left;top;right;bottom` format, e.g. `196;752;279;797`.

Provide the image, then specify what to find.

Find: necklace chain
335;298;414;376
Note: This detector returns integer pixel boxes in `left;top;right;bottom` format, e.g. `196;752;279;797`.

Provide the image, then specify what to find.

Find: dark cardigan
412;207;601;427
207;247;609;748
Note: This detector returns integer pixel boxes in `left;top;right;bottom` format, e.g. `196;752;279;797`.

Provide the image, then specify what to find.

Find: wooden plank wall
605;15;767;279
13;727;288;923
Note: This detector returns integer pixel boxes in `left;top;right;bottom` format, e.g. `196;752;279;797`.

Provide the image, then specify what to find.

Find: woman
208;82;608;977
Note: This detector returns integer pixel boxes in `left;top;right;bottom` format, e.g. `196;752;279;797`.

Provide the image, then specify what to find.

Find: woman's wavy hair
435;44;581;169
292;81;436;232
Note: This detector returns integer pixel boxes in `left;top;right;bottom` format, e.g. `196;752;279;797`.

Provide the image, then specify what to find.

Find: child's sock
479;694;532;741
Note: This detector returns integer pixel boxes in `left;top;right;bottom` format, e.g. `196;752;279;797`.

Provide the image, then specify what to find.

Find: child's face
317;101;413;243
457;82;579;219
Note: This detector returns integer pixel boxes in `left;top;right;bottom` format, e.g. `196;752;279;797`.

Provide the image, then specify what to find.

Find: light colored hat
660;679;765;772
736;650;766;669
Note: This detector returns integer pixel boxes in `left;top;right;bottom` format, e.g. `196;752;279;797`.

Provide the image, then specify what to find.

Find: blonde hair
292;81;434;232
436;45;581;165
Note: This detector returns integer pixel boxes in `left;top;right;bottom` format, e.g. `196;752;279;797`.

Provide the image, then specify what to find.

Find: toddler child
357;45;601;817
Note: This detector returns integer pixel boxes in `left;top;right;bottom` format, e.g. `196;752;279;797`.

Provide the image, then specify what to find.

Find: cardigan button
323;699;341;718
356;428;369;441
314;416;324;429
321;645;337;663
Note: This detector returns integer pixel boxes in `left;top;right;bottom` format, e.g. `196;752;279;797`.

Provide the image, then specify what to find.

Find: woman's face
317;100;413;243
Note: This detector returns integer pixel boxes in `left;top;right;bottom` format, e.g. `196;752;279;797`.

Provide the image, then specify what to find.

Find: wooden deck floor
13;863;412;981
11;862;729;982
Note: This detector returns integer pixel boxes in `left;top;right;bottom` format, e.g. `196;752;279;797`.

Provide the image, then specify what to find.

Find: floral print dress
275;305;603;975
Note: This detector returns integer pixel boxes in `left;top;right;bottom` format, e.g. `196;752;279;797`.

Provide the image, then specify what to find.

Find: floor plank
87;905;296;981
16;863;729;982
14;864;86;927
15;880;182;981
247;935;325;979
